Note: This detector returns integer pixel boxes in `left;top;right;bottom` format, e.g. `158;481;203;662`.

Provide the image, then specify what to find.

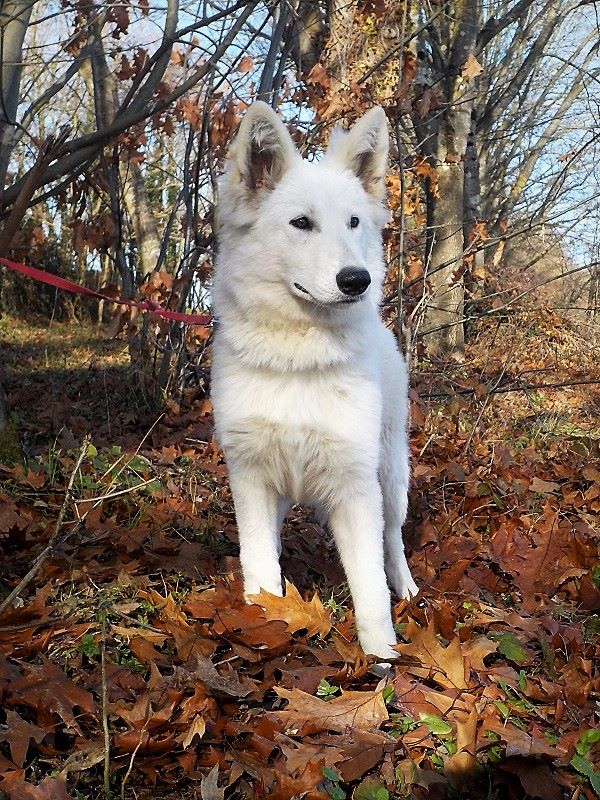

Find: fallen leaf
11;659;95;734
462;636;498;673
419;712;453;735
272;686;388;735
0;496;33;534
392;673;465;718
336;729;389;782
501;759;563;800
179;714;206;748
393;618;468;689
0;711;46;767
187;654;256;698
581;465;600;482
529;477;560;494
110;624;167;645
11;466;47;489
353;776;390;800
445;701;478;785
271;760;329;800
481;719;565;759
276;733;344;775
570;754;600;795
249;580;332;638
395;759;447;789
489;632;531;664
59;744;105;776
198;764;224;800
332;635;369;668
0;771;72;799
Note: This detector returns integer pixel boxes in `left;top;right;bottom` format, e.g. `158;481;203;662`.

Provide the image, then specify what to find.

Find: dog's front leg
228;468;283;597
328;482;398;660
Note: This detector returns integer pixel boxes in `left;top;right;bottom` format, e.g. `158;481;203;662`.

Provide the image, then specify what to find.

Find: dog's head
217;102;389;310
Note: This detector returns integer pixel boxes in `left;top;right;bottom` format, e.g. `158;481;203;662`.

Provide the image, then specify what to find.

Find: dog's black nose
336;267;371;296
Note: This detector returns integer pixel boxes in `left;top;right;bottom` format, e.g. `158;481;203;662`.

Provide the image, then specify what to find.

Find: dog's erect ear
231;101;297;192
325;107;389;199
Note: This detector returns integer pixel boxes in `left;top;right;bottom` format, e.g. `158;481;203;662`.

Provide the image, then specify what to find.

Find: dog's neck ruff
216;300;370;372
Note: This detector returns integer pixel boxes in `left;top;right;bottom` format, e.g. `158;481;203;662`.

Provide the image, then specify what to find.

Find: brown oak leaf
0;771;72;799
0;710;46;767
445;698;478;786
11;659;95;734
393;618;468;689
271;686;388;735
461;53;483;80
249;580;332;638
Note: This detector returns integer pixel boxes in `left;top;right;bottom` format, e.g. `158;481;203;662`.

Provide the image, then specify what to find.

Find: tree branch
0;2;259;213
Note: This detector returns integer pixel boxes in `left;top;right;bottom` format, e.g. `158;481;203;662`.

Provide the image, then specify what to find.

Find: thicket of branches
0;0;599;379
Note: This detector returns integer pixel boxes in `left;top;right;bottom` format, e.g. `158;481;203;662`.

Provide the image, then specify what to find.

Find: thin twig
98;415;163;492
0;620;58;632
120;707;151;800
112;609;163;634
420;377;600;400
74;476;158;506
101;613;111;797
417;261;600;339
0;435;90;617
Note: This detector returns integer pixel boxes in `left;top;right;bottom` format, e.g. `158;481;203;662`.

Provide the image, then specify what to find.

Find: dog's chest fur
212;342;383;505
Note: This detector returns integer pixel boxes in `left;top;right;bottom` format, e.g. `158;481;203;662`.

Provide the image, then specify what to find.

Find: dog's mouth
293;282;362;305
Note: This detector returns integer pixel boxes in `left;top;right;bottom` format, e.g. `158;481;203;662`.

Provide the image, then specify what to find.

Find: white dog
211;102;417;659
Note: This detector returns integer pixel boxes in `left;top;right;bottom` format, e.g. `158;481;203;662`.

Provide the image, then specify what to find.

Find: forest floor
0;309;599;800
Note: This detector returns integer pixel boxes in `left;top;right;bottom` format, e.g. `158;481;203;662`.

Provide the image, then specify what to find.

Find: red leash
0;257;212;326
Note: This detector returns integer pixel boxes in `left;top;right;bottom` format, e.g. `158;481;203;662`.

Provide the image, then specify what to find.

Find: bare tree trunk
424;162;466;358
419;104;470;360
289;0;325;72
464;110;485;292
416;0;479;360
119;159;161;279
82;9;161;288
257;3;290;104
0;0;35;203
324;0;358;85
589;262;600;325
96;253;111;324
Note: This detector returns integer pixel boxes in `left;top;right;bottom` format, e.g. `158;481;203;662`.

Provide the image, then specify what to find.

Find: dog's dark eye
350;216;360;229
290;216;313;231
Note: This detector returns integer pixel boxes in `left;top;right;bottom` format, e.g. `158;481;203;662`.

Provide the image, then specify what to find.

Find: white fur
211;102;418;659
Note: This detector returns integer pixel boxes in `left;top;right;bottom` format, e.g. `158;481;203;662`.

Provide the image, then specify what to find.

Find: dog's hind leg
229;468;284;598
380;420;418;600
328;482;398;659
275;497;290;556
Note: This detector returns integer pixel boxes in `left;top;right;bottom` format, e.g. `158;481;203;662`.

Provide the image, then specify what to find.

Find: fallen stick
0;435;89;618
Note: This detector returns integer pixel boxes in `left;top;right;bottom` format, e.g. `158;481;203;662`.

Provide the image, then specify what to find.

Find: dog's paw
361;639;399;661
389;568;418;600
399;573;419;600
358;627;398;661
244;576;283;602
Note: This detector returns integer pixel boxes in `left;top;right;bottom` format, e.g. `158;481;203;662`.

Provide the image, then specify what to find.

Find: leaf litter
0;313;599;799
